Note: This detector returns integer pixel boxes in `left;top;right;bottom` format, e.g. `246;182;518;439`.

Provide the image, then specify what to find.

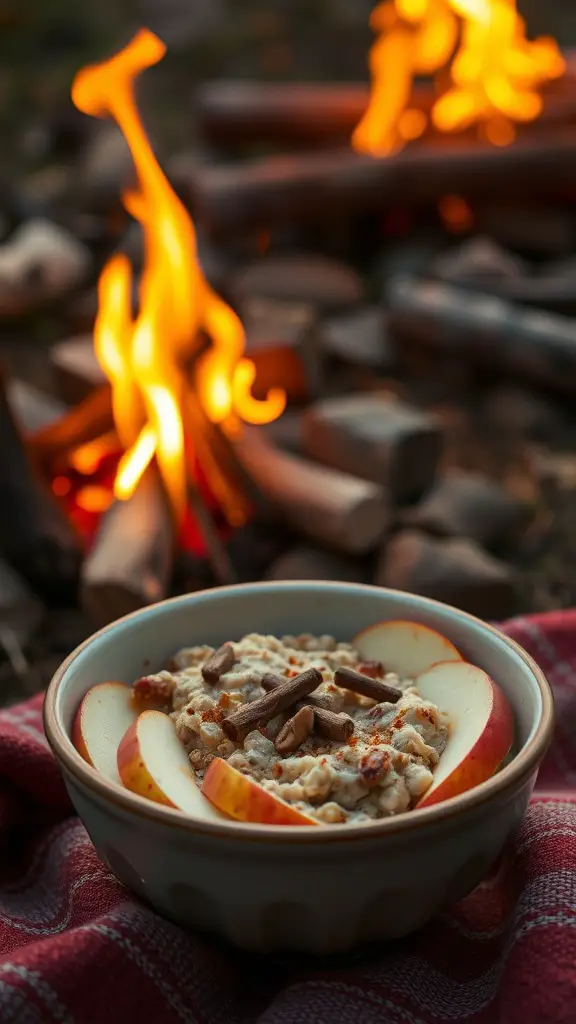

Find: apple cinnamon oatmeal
133;632;449;824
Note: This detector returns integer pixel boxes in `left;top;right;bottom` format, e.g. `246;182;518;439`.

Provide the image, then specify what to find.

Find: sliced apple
117;710;225;820
353;619;462;678
415;660;514;808
202;758;317;826
73;682;138;785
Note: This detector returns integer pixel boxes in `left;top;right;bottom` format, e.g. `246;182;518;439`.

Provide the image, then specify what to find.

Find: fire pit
2;2;576;703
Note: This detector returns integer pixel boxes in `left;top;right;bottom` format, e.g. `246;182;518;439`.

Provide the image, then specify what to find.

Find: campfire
353;0;565;155
2;5;576;690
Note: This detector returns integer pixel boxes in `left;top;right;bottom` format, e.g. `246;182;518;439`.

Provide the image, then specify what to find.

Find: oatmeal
133;632;449;824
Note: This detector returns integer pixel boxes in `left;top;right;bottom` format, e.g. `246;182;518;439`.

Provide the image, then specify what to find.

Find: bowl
44;582;553;954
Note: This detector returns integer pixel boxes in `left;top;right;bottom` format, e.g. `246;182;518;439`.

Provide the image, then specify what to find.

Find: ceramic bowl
44;582;553;954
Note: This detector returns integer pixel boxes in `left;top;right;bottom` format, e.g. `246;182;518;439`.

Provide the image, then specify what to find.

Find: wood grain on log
234;427;388;554
81;467;174;627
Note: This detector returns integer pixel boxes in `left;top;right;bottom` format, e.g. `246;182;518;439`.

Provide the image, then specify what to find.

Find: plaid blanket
0;611;574;1024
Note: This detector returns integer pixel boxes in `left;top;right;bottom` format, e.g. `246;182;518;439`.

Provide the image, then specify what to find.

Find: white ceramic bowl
44;582;553;954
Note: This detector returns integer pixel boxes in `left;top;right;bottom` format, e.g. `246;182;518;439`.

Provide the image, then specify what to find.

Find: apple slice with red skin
415;660;514;808
117;710;225;820
353;619;462;678
73;682;138;785
202;758;317;826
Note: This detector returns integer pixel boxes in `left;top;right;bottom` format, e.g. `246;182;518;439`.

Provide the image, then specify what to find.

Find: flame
72;31;285;521
353;0;565;155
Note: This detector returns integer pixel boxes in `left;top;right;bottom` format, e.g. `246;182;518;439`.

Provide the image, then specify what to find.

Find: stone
0;219;91;317
303;393;443;503
243;296;323;402
402;470;530;549
230;254;364;311
323;306;395;371
376;530;516;619
265;544;366;582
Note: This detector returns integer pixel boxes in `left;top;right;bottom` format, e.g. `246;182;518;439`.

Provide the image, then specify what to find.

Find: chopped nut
275;705;315;754
201;643;236;683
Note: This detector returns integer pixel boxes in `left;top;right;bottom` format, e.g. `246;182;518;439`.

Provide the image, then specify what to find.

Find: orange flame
72;30;285;521
353;0;565;155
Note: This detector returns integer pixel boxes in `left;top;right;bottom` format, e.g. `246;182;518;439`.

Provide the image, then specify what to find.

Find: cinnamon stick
274;705;314;753
308;706;354;743
334;666;402;704
262;672;354;741
222;667;322;742
201;643;236;683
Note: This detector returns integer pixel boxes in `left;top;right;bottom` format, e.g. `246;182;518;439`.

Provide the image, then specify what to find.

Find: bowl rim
44;582;554;845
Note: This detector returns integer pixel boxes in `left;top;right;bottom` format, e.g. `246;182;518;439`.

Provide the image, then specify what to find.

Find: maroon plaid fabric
0;611;574;1024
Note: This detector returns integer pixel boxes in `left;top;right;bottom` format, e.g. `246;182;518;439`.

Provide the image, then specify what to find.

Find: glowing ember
353;0;565;155
72;30;285;523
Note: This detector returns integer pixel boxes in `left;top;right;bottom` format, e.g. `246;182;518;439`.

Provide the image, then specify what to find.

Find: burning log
196;53;576;149
27;385;114;475
387;276;576;397
81;467;174;627
233;427;388;555
190;126;576;234
0;365;81;599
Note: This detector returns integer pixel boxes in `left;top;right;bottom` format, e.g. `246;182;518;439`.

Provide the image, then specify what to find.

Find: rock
303;393;443;502
0;220;91;317
243;296;324;402
431;236;527;284
376;530;516;619
402;470;530;548
323;306;395;371
266;544;366;582
230;254;365;311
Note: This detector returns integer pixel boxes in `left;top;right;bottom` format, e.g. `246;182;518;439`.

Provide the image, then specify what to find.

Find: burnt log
387;276;576;397
303;394;443;503
402;470;530;549
0;365;81;600
189;126;576;234
81;467;174;627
